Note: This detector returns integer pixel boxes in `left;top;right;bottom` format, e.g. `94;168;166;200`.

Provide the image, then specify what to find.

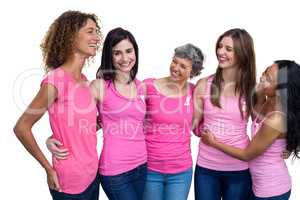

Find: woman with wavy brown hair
13;10;102;200
193;28;256;200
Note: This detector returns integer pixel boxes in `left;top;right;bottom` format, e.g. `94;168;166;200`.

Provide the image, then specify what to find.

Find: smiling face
73;19;101;58
112;39;136;74
217;36;238;69
169;56;193;82
256;64;279;97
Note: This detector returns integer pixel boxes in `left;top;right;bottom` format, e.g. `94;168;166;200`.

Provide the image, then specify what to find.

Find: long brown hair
40;10;101;71
210;28;256;118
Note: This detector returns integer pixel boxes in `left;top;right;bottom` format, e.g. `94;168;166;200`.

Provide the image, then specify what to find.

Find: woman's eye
180;65;186;69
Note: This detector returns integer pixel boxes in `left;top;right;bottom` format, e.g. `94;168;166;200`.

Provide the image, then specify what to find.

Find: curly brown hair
40;10;101;71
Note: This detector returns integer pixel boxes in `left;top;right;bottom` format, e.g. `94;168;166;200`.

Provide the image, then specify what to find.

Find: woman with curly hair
202;60;300;200
47;27;148;200
13;10;102;200
47;30;205;200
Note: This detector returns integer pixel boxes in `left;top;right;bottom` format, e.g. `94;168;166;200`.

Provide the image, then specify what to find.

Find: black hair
96;27;138;83
275;60;300;158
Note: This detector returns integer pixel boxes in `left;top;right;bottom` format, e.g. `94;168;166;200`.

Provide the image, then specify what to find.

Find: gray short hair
174;43;204;77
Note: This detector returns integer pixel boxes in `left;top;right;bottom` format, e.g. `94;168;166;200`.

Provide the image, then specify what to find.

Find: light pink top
144;78;194;174
41;68;98;194
98;79;147;176
197;76;250;171
249;115;291;197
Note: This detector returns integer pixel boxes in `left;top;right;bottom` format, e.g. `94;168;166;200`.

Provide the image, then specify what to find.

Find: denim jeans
49;173;100;200
143;167;193;200
194;165;252;200
252;190;291;200
99;163;147;200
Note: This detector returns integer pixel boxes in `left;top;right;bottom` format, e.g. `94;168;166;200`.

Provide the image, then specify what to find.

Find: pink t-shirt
249;116;291;197
98;79;147;176
41;68;98;194
144;78;194;174
197;76;250;171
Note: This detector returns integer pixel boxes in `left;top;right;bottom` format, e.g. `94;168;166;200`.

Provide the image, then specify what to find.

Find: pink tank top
197;76;250;171
249;114;291;197
97;79;147;176
41;68;98;194
144;78;194;174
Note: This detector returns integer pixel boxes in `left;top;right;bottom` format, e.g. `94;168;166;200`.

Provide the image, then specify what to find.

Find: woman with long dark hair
202;60;300;200
193;28;256;200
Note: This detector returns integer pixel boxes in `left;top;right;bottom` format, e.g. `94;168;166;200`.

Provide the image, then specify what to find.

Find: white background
1;0;299;199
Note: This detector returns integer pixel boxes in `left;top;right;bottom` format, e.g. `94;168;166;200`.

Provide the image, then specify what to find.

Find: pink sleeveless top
144;78;194;174
41;68;98;194
249;114;291;197
197;76;250;171
97;79;147;176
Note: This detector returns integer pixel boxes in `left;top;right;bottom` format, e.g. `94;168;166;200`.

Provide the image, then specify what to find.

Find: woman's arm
46;136;69;160
13;84;61;191
90;79;105;102
91;79;105;130
202;113;284;161
192;78;207;136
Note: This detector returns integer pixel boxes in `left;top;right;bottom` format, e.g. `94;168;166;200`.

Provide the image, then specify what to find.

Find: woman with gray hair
143;43;204;200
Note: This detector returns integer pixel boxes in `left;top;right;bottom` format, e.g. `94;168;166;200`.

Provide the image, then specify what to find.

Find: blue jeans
49;173;100;200
252;190;291;200
194;165;252;200
99;163;147;200
143;167;193;200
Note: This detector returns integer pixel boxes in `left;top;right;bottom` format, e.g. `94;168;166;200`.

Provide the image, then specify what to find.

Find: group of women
14;10;300;200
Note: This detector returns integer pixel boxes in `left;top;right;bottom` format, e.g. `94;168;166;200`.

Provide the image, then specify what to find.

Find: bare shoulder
196;76;208;85
90;79;105;101
91;78;105;89
194;76;210;94
196;76;209;85
154;77;166;85
40;83;58;95
140;80;147;95
263;111;286;133
153;77;169;90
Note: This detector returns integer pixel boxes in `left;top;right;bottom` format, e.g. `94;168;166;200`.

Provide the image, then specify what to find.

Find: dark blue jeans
194;165;252;200
252;190;291;200
99;163;147;200
49;173;100;200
